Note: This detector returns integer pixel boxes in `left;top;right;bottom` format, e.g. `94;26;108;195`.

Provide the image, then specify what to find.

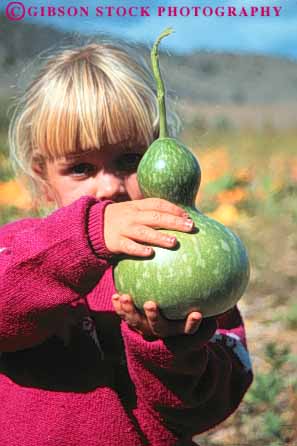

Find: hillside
1;13;297;128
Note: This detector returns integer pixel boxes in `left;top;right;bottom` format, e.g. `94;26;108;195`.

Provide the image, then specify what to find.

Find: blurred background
1;3;297;445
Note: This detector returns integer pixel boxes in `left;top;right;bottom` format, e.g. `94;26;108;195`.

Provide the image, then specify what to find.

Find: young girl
0;41;253;446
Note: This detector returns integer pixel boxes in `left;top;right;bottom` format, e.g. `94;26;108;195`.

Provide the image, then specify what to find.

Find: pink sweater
0;196;252;446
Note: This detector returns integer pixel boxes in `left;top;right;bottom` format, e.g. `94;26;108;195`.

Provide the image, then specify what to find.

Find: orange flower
197;147;231;185
0;180;32;209
235;167;253;184
290;158;297;183
207;204;240;226
217;187;248;205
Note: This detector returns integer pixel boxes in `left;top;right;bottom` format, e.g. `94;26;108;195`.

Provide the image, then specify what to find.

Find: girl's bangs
31;70;157;160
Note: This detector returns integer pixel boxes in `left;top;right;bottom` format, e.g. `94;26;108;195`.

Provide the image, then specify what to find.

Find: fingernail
182;212;189;218
120;295;129;304
144;301;156;311
184;218;194;229
112;294;120;301
145;247;153;255
167;236;176;244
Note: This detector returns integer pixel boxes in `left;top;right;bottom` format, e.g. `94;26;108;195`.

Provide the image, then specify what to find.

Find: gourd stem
151;27;174;139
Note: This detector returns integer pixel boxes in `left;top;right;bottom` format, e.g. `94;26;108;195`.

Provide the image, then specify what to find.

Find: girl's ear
31;157;55;203
41;182;55;203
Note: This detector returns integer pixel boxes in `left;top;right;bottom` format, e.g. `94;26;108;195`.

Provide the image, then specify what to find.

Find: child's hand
112;293;202;339
104;198;193;256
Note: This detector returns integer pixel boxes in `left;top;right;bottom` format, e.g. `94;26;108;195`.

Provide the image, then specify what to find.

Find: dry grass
178;102;297;131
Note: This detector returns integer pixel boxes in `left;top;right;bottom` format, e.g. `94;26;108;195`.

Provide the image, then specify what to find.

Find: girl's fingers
144;301;203;337
135;198;188;217
143;301;164;336
112;294;143;328
129;225;177;248
112;294;122;315
113;294;203;339
119;294;137;315
104;199;193;256
143;301;181;337
184;312;202;335
118;237;154;257
112;293;133;319
133;210;194;232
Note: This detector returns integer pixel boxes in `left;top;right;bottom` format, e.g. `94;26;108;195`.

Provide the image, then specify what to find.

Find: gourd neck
137;28;202;208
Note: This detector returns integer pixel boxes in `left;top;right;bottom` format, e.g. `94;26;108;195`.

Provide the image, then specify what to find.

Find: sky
2;0;297;59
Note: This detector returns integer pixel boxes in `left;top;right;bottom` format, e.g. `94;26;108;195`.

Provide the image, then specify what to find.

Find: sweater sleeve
0;196;113;352
121;305;253;438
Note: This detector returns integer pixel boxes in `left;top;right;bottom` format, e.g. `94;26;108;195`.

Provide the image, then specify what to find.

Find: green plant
0;98;12;133
238;342;294;445
203;174;237;196
212;115;234;132
0;155;14;181
283;303;297;330
0;206;24;225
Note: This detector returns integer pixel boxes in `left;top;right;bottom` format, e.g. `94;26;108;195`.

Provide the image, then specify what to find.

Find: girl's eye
116;153;143;172
70;163;96;176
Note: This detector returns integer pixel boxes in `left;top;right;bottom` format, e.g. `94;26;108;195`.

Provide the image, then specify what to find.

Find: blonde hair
9;40;177;203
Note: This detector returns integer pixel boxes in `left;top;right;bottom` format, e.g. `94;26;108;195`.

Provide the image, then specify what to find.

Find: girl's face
43;145;145;207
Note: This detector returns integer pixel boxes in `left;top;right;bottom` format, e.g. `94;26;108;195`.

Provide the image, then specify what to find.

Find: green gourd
114;28;250;319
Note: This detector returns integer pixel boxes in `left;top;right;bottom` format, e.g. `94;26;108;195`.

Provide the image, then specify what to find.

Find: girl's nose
96;171;127;201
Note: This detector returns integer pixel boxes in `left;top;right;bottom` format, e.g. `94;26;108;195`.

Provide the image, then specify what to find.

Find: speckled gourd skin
137;138;200;206
113;137;250;319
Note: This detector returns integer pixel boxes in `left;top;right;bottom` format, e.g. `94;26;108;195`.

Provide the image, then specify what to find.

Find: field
1;112;297;445
186;128;297;446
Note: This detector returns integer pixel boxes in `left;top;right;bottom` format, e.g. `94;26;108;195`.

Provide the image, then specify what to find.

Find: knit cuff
121;317;217;367
88;200;114;259
121;321;174;368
